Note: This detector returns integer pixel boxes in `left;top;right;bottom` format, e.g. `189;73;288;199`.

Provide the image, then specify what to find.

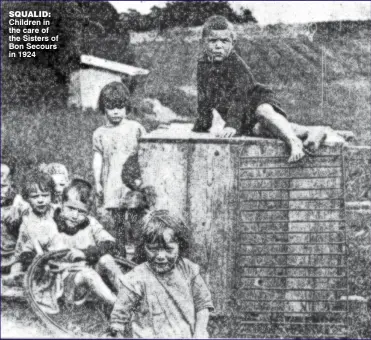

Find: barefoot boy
193;15;305;162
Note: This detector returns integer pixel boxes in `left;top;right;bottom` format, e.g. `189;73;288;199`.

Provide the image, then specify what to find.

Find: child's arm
93;151;103;200
110;281;140;336
191;267;214;338
193;62;212;132
194;308;210;338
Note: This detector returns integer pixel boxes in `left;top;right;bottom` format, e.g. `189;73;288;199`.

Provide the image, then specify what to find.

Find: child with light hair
16;178;127;312
39;162;70;209
193;15;307;162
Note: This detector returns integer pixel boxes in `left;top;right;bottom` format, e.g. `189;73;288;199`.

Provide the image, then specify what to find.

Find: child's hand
66;248;86;262
216;127;236;138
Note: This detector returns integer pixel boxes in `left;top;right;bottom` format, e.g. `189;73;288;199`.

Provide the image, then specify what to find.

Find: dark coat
193;50;286;135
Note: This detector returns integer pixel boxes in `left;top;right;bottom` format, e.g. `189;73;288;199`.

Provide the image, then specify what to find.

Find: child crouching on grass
93;82;146;258
16;178;126;312
7;171;56;285
108;210;214;338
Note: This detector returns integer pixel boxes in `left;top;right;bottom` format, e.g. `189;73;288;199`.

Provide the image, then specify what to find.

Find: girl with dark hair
109;210;214;338
93;81;146;257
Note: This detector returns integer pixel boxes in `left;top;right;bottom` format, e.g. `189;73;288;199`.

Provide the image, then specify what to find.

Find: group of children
1;154;213;337
2;70;212;338
2;14;348;338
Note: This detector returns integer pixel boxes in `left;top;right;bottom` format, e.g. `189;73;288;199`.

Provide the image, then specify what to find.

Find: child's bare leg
10;262;23;273
256;104;305;163
96;254;125;292
74;268;116;305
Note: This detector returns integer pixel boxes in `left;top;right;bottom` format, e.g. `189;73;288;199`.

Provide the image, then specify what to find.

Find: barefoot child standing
93;82;146;257
193;15;306;162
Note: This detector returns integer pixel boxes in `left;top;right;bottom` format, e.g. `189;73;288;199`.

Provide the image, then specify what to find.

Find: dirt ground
1;300;51;338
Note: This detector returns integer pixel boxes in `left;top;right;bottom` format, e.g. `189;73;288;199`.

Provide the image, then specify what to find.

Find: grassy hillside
2;21;370;185
132;20;371;144
1;20;370;339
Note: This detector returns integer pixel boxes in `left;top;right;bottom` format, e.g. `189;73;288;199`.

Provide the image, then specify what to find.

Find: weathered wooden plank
139;142;189;220
188;143;235;312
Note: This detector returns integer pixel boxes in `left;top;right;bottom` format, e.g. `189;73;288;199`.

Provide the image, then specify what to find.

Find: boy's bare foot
288;138;306;163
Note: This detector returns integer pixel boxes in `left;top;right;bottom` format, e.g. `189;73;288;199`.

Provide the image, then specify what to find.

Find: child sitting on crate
193;15;311;162
194;16;353;160
39;162;70;209
93;82;146;258
108;210;214;338
1;154;30;276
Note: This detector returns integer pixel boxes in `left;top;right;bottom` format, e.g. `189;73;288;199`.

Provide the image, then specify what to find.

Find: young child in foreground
108;210;214;338
1;156;29;275
193;15;306;163
17;178;126;309
93;82;146;257
39;162;70;209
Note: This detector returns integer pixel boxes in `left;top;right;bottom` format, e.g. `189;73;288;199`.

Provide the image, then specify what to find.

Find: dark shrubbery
119;1;256;32
1;1;132;108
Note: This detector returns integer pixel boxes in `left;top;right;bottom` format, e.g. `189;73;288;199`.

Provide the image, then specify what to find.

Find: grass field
1;20;370;338
2;21;370;184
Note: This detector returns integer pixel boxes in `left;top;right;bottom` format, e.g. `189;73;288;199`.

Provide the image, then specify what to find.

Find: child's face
1;164;12;204
60;199;88;230
52;174;68;198
204;29;234;62
105;107;127;125
145;228;179;274
28;187;51;215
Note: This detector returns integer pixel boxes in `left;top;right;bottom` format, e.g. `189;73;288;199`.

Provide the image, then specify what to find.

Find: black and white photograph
1;0;370;338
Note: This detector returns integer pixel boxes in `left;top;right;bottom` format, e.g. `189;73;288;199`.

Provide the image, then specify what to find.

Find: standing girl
93;82;146;257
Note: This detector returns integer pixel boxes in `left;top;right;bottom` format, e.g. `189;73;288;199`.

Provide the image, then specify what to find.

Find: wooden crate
139;124;346;318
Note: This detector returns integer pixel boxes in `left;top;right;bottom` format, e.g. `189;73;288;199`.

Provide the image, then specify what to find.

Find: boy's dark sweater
193;50;286;135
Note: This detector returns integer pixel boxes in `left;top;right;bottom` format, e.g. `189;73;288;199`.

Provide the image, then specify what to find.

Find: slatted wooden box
139;124;346;320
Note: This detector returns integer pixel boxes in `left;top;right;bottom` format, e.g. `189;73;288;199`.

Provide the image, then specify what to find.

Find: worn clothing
110;258;214;338
93;119;146;209
194;51;286;135
15;207;59;261
25;213;117;313
1;195;30;259
52;211;115;255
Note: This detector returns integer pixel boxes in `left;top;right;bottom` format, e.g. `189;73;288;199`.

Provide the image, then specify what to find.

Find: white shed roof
80;55;149;76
